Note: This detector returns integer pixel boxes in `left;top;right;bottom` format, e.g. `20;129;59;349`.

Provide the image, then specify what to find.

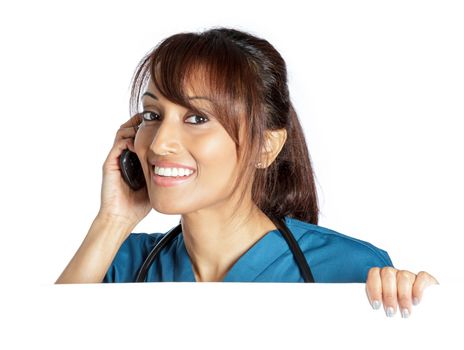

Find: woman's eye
141;111;160;122
185;115;209;125
141;111;209;125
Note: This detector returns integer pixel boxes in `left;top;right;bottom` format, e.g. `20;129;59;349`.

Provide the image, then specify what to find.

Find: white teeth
154;166;194;177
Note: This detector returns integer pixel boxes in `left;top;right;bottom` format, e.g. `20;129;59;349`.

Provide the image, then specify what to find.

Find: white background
0;0;462;347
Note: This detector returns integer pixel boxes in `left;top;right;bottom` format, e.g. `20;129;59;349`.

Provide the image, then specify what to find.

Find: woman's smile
151;165;197;187
150;159;197;187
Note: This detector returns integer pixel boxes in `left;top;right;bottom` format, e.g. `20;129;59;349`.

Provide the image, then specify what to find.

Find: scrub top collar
172;217;292;282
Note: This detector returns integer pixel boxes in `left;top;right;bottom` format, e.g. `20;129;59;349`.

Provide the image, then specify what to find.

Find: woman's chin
150;200;184;215
154;208;182;215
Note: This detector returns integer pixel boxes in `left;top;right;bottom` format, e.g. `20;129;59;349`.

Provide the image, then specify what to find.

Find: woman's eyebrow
142;91;212;102
142;91;158;100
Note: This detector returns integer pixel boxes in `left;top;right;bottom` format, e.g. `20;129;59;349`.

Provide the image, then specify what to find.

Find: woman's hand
98;114;152;228
365;267;439;318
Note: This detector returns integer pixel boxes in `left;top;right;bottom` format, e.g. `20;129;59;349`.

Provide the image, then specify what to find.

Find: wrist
91;213;138;244
95;211;138;228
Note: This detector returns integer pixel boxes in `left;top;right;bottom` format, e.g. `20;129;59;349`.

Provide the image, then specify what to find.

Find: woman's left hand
365;267;439;318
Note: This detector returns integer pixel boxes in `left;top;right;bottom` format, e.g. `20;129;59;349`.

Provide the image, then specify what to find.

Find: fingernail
401;308;410;318
386;307;395;317
413;297;420;306
372;300;381;310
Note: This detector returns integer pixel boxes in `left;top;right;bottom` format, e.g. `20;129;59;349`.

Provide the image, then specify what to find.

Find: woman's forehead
143;77;213;106
143;79;163;98
150;62;209;91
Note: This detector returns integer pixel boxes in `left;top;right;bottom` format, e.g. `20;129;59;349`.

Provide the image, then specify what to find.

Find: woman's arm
55;214;136;284
56;114;151;284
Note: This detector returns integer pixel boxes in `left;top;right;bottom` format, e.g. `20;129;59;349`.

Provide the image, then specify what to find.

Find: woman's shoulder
122;231;165;250
116;231;168;262
102;232;165;283
284;216;394;282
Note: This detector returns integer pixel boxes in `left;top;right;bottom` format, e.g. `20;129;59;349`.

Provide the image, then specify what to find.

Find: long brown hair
129;27;319;224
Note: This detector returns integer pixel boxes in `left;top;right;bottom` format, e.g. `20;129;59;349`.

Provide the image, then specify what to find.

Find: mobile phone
119;148;146;191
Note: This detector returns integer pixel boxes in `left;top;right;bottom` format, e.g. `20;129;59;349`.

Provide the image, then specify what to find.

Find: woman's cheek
192;134;238;190
133;126;143;153
133;127;154;177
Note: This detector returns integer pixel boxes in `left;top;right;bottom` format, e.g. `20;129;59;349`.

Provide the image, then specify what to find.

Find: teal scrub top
103;216;393;283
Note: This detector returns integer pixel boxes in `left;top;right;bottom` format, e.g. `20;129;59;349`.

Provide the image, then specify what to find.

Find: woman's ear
258;128;287;168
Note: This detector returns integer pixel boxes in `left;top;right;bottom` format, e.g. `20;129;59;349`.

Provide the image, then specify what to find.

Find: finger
365;267;382;310
380;267;398;317
412;271;439;306
104;137;136;170
126;138;135;152
120;113;143;129
396;270;416;318
114;126;138;143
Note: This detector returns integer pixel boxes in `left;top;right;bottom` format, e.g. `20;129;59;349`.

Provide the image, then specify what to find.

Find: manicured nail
413;297;420;306
372;300;381;310
401;308;410;318
386;307;395;317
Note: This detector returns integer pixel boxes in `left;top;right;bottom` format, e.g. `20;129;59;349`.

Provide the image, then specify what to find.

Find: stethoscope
135;215;315;282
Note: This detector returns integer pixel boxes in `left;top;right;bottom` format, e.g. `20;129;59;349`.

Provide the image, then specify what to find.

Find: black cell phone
119;148;146;191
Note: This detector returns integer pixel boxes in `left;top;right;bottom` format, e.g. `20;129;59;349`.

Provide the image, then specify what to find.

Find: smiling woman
55;27;438;318
128;29;319;225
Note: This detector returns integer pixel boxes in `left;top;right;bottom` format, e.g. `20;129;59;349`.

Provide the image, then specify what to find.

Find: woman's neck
180;202;277;282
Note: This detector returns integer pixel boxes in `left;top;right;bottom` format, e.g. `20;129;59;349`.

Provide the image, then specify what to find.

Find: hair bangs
148;32;257;146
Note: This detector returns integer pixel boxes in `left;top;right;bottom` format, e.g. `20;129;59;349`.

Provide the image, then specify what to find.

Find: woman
56;27;438;317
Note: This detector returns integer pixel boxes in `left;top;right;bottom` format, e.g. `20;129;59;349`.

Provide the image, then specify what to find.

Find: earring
255;162;263;168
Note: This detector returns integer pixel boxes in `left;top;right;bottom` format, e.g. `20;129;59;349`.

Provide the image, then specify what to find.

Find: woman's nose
149;117;182;156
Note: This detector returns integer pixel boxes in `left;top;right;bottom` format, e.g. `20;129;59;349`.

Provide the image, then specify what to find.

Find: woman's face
134;78;244;215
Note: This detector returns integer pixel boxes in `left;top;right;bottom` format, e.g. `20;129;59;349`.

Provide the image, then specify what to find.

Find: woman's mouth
152;166;196;187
